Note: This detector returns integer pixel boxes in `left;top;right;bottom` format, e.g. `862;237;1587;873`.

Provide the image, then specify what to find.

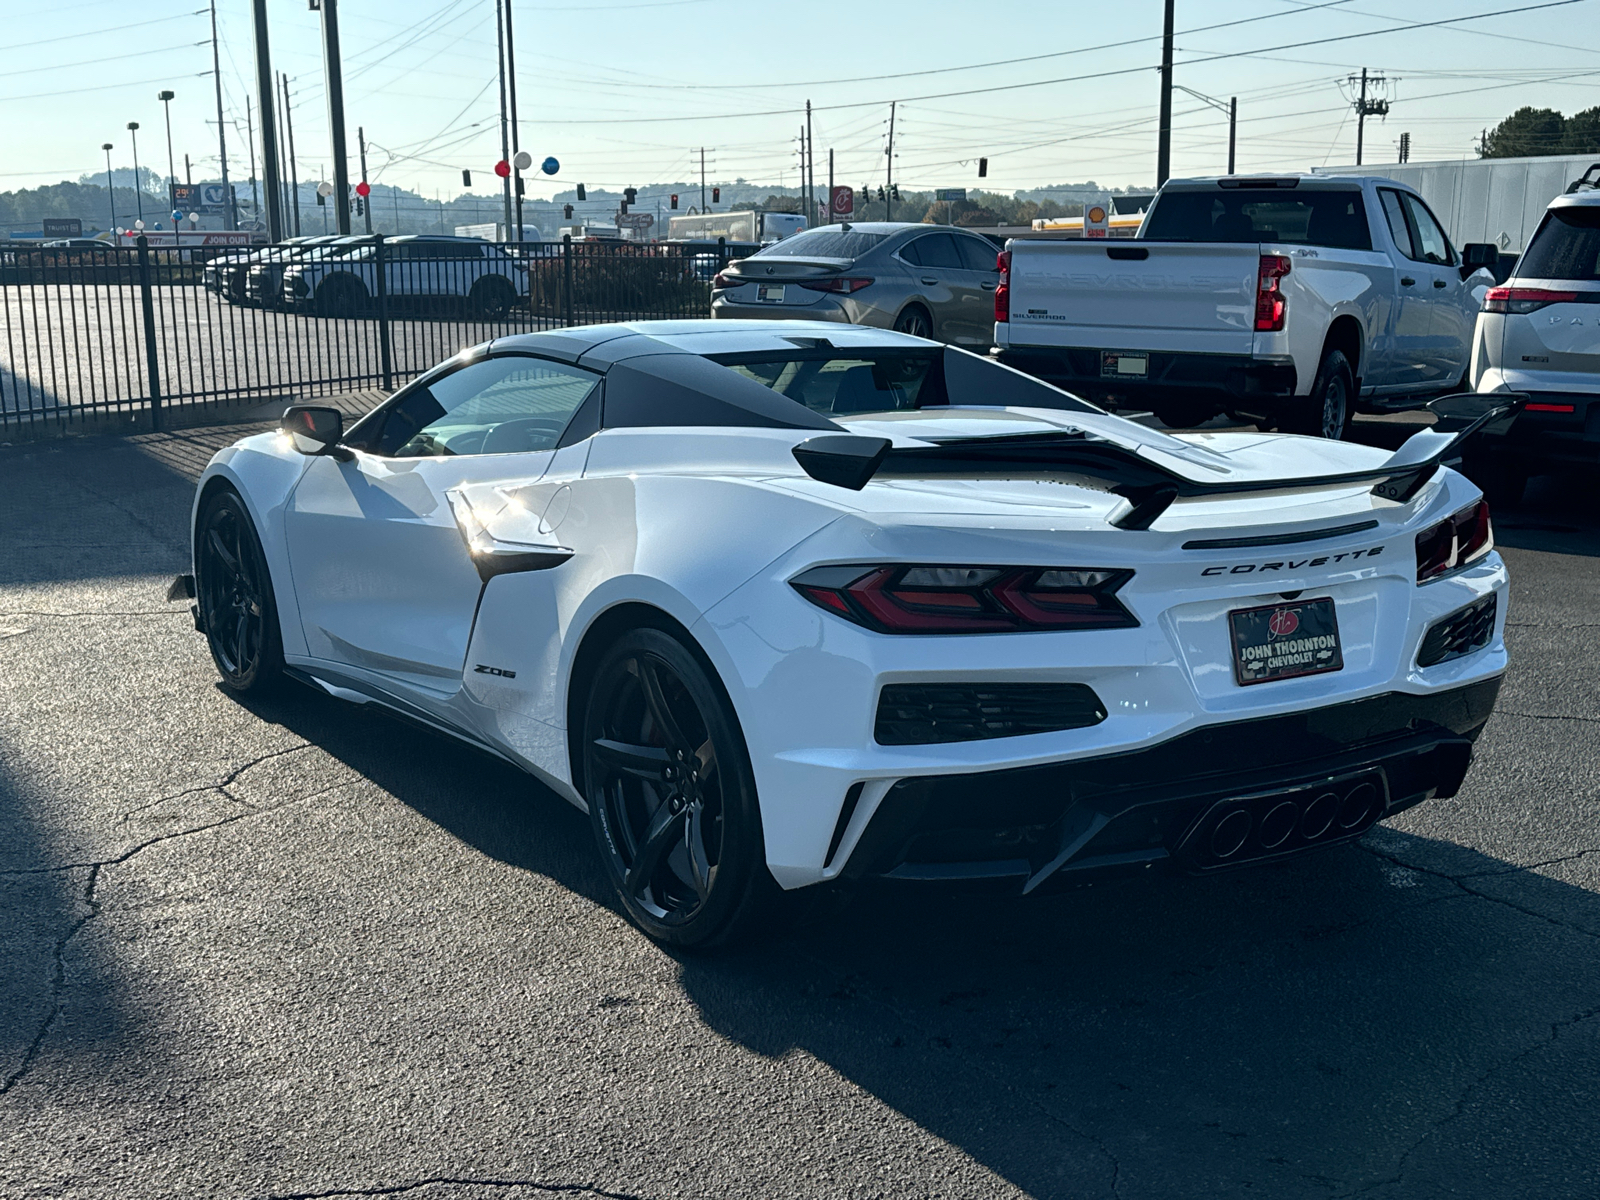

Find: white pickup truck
994;174;1500;438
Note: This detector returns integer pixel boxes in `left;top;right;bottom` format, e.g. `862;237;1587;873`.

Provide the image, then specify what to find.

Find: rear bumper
839;678;1501;892
711;295;854;322
994;344;1297;404
1471;391;1600;470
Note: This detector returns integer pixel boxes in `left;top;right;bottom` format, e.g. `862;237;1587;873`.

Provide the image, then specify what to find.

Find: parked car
994;174;1501;438
178;319;1510;948
205;237;321;304
1467;176;1600;501
283;234;528;317
245;236;365;307
710;222;1002;348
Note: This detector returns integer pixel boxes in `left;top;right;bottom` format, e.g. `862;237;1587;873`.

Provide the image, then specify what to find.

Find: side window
915;233;964;270
898;238;924;267
1402;195;1454;266
1379;190;1414;258
956;236;999;273
367;356;601;457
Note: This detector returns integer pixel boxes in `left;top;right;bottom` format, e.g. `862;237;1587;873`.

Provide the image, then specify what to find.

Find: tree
1562;107;1600;155
1482;107;1569;158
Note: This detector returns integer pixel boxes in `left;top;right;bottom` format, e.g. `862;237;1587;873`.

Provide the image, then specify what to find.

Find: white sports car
179;320;1516;947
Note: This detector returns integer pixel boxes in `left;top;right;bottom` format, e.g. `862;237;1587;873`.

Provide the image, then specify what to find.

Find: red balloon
355;181;371;197
494;160;511;178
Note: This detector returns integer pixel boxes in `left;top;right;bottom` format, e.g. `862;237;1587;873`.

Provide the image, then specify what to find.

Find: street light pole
504;0;523;242
281;73;302;236
494;0;513;236
250;0;284;242
317;0;353;235
127;122;145;223
210;0;234;231
102;143;116;232
158;90;177;210
1156;0;1175;186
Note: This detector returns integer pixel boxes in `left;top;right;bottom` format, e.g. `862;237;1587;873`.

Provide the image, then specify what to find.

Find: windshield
1144;189;1372;250
752;230;888;260
1518;206;1600;281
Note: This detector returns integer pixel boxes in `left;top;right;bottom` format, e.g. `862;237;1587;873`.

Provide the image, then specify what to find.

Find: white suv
1469;168;1600;500
283;234;529;318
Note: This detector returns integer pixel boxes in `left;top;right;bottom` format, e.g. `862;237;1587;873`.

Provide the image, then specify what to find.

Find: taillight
798;277;874;294
1415;499;1494;583
1525;402;1576;413
790;564;1137;634
1255;254;1290;331
711;271;740;290
995;250;1011;322
1482;286;1578;314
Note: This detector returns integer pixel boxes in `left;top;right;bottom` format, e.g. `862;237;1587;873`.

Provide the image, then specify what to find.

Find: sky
5;0;1600;205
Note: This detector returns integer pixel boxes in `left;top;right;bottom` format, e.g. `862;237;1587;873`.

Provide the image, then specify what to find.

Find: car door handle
980;281;996;290
921;276;939;285
1433;279;1447;288
1400;277;1416;287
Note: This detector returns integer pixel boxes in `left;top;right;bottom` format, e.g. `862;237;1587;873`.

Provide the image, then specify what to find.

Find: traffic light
624;186;637;204
670;194;679;209
712;186;720;203
354;198;364;216
978;157;987;178
462;169;472;187
620;201;629;215
516;176;524;196
891;184;899;201
563;204;574;219
316;192;326;206
877;186;885;201
576;183;586;201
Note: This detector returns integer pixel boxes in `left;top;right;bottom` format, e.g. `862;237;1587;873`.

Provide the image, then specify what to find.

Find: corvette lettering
1202;546;1385;576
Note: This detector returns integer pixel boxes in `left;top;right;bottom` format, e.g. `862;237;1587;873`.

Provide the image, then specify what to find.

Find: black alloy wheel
893;305;933;339
196;489;284;694
582;628;775;948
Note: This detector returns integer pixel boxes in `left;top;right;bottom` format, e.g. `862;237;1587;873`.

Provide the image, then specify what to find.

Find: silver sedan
710;221;1001;347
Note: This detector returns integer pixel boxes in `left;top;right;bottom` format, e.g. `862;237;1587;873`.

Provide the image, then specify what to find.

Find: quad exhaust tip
1194;779;1383;868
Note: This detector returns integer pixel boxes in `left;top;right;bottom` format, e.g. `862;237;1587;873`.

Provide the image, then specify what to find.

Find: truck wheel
469;276;517;319
1289;349;1354;440
1152;398;1219;429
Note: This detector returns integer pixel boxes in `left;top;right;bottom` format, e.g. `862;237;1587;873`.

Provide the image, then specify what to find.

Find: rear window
1143;189;1372;251
1517;206;1600;281
719;353;937;416
752;230;887;260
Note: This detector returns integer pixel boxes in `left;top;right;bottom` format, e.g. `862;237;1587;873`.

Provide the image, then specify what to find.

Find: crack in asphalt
0;864;100;1096
259;1178;650;1200
1455;847;1600;879
0;609;188;618
1340;1002;1600;1198
1497;709;1600;725
118;743;313;823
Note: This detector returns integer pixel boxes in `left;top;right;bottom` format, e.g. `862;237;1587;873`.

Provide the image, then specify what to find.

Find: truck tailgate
1006;241;1260;355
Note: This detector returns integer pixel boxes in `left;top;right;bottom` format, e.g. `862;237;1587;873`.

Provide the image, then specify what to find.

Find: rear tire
1287;348;1354;440
893;305;933;340
316;275;367;318
468;276;517;319
581;628;779;950
196;488;285;695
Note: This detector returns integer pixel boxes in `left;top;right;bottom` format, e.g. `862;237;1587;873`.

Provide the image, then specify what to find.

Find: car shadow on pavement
240;685;1600;1200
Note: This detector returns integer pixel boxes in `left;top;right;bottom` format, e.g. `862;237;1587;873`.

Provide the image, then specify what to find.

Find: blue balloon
541;156;559;176
172;210;183;222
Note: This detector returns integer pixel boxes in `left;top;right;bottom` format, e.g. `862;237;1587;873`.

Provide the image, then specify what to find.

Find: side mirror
281;405;346;457
1460;242;1498;278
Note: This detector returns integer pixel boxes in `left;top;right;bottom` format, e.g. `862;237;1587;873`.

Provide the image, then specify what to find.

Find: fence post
135;235;164;432
562;234;574;329
718;235;727;269
372;234;393;391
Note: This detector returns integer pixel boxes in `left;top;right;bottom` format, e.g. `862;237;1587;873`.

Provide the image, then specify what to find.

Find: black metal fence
0;235;731;435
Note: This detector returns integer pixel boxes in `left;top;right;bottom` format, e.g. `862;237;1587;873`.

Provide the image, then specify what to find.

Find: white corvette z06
180;321;1516;947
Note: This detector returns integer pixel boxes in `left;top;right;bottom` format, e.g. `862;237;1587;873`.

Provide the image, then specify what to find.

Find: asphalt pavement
1;415;1597;1200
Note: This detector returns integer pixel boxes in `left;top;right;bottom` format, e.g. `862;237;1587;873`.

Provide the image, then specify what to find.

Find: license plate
1101;351;1148;379
756;284;786;303
1228;598;1343;686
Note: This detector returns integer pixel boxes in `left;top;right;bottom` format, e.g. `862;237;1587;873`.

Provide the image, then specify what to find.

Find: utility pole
504;0;523;241
102;143;116;232
806;99;815;227
1157;0;1175;186
828;147;834;224
184;153;192;186
358;125;373;233
494;0;513;237
158;90;177;208
251;0;284;242
1350;68;1389;167
281;74;302;236
885;100;896;221
1228;96;1237;175
700;147;706;212
318;0;353;234
127;122;145;223
274;81;291;233
210;0;234;231
246;97;259;222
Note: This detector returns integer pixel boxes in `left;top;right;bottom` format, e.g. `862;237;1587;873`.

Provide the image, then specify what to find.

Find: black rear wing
792;393;1526;529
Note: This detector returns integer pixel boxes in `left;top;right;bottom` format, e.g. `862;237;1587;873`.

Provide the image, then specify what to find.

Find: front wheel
196;488;284;694
582;628;777;949
468;276;518;319
1287;348;1355;440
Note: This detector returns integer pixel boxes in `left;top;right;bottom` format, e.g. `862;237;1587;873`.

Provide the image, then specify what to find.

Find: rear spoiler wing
791;393;1526;529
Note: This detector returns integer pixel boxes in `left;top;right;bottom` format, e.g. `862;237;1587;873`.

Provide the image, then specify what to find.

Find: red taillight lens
711;271;740;290
995;249;1011;322
1482;287;1578;314
1255;254;1291;332
1525;402;1576;413
1416;500;1494;583
798;276;874;294
791;564;1137;634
